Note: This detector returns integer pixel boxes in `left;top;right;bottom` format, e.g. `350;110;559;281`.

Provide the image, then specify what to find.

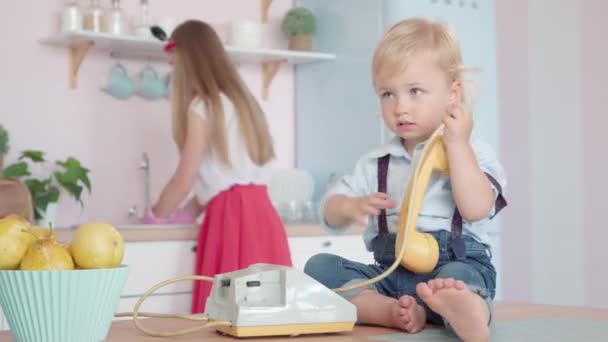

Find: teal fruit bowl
0;266;129;342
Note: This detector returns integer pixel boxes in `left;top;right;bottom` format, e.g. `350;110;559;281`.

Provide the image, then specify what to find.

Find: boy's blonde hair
372;18;474;105
169;20;275;166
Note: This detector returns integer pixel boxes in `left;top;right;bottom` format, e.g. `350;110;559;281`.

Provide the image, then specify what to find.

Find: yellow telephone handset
395;126;447;273
334;125;447;292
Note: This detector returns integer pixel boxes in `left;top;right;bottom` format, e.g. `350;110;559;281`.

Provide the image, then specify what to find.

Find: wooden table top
3;302;608;341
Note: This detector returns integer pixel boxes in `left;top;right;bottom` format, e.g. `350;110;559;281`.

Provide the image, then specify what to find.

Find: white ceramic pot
229;20;262;49
36;202;58;229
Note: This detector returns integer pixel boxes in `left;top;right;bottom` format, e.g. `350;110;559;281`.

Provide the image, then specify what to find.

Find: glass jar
138;0;152;27
83;0;106;33
106;0;127;35
134;0;153;38
61;0;83;32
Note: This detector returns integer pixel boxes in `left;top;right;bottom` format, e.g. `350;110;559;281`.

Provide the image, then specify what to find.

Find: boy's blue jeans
303;230;496;327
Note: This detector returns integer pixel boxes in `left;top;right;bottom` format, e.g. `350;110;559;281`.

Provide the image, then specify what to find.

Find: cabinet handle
322;241;332;248
191;245;197;253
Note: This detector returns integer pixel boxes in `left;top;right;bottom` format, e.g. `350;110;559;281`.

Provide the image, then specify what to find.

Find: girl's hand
347;192;397;227
169;207;196;224
142;207;196;224
142;207;170;224
443;101;473;147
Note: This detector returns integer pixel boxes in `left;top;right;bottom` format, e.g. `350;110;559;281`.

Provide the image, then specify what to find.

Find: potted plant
0;125;8;173
281;7;317;51
2;150;91;227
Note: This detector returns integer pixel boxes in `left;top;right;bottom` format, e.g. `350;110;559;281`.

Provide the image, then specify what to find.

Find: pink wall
0;0;295;227
495;0;533;303
497;0;608;306
582;0;608;308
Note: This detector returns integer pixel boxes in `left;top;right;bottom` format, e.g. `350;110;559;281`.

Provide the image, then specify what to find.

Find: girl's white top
189;95;269;205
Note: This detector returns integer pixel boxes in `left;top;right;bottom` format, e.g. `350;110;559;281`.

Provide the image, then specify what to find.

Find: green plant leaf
59;182;83;205
25;178;52;194
54;169;86;205
44;187;60;203
33;187;60;220
0;125;9;155
56;157;82;170
4;153;92;214
54;168;79;184
55;170;83;196
2;162;31;178
19;150;45;163
33;207;44;220
80;168;91;192
55;157;91;193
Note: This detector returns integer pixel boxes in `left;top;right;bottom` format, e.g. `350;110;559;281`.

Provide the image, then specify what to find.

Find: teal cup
0;266;130;342
101;64;134;99
136;66;166;100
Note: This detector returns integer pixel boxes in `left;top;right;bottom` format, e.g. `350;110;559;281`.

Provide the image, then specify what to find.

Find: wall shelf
39;30;336;99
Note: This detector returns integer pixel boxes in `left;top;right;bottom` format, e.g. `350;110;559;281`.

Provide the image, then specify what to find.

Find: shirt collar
367;135;426;160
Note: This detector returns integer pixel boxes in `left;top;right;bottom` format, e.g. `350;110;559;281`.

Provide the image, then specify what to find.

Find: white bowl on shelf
229;20;262;49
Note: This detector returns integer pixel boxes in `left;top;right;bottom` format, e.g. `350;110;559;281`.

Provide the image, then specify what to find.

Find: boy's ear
449;80;463;103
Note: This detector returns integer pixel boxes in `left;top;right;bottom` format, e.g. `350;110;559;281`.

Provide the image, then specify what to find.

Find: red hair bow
164;39;176;53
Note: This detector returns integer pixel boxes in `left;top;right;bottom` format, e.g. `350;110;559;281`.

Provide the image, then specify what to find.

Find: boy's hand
347;192;397;227
443;101;473;147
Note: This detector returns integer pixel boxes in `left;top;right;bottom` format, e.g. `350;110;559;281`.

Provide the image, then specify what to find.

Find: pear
0;215;33;270
20;227;74;271
21;225;56;247
69;222;124;269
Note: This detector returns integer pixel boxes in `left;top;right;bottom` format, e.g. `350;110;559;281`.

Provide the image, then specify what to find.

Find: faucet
141;152;151;210
128;152;151;220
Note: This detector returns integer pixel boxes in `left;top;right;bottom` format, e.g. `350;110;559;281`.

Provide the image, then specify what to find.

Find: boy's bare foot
394;295;427;332
416;278;490;342
351;290;426;333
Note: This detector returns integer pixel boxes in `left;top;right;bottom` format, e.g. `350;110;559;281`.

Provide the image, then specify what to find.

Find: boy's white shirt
320;135;506;250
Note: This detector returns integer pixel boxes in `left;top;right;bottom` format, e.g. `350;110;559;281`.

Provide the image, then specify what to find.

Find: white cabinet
115;240;197;319
121;240;197;296
114;293;192;321
116;293;192;314
119;235;371;295
114;234;372;320
288;235;373;270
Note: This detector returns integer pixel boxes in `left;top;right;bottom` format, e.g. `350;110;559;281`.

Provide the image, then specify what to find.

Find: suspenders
376;154;506;260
